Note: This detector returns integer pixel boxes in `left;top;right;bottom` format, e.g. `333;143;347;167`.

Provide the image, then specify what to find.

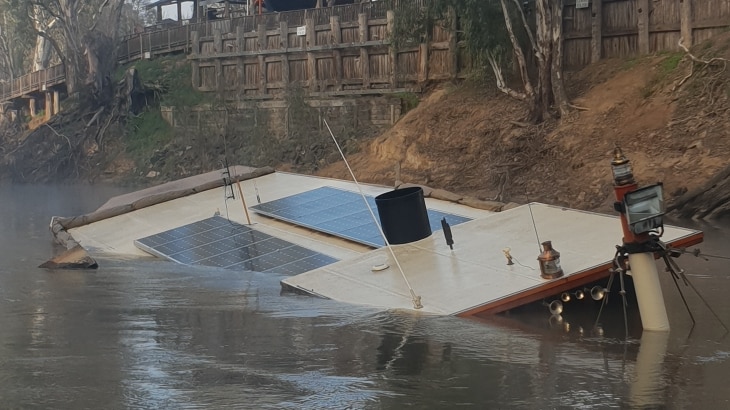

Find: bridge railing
0;64;66;103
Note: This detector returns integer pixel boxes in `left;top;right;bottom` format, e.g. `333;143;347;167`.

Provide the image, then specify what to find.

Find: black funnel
375;187;432;245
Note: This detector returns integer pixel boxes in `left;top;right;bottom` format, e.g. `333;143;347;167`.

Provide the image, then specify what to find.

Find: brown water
1;184;729;409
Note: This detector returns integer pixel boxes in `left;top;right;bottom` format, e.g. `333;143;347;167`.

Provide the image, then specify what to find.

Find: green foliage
125;108;173;161
659;52;683;74
395;92;420;113
390;0;513;79
115;55;209;106
621;57;640;71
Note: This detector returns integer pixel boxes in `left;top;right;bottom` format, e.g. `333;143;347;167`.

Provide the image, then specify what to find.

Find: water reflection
630;330;670;408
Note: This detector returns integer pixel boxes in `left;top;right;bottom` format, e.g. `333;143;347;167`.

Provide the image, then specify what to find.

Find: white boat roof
66;169;702;316
282;203;700;315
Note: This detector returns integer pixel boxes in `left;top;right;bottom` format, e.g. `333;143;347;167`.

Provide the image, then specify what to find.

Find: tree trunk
550;0;570;117
0;25;14;77
31;6;55;72
498;0;535;108
534;0;552;122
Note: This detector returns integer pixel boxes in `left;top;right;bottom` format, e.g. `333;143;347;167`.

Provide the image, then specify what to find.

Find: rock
398;183;433;197
39;245;98;269
146;170;160;178
458;196;504;212
430;188;463;202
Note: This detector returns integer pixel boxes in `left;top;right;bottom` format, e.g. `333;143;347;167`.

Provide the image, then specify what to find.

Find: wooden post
306;18;317;91
237;26;245;51
53;90;60;114
330;16;343;91
156;5;162;22
387;10;398;88
214;29;223;90
191;31;200;89
591;0;602;63
235;179;252;225
637;0;649;54
680;0;693;47
280;21;290;88
237;26;245;90
139;34;143;60
259;55;267;95
443;8;457;80
214;29;222;53
257;23;266;51
29;98;36;117
358;13;370;89
177;1;183;22
418;43;428;83
191;30;200;56
44;92;51;121
258;24;267;95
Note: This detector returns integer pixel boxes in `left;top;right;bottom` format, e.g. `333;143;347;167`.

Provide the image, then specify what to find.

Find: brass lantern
537;241;564;279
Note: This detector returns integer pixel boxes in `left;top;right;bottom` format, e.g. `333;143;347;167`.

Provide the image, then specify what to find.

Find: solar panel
250;186;471;248
134;216;338;275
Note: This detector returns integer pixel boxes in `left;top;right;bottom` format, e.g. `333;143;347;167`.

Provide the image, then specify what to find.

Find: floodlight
624;183;664;234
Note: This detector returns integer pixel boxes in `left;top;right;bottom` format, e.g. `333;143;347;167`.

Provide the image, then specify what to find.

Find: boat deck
281;203;702;315
65;170;703;316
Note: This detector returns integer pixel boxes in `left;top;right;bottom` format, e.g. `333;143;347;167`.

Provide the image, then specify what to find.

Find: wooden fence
188;6;457;97
563;0;730;67
1;0;729;103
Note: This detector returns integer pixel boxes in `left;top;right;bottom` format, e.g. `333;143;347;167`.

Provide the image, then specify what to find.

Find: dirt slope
317;34;730;216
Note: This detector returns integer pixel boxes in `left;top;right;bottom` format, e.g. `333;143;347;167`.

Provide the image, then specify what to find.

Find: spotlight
574;289;585;300
548;300;563;315
561;292;571;303
591;286;607;301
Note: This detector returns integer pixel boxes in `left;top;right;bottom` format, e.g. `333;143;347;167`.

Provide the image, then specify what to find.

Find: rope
323;119;423;310
673;246;730;261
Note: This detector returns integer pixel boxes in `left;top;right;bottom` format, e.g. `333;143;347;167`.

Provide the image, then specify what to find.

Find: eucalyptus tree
392;0;570;123
26;0;126;104
0;0;34;79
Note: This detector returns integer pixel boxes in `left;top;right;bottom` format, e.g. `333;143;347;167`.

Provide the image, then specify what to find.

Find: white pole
629;253;670;331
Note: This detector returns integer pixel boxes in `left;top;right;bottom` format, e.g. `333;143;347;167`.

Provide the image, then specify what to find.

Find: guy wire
322;118;423;310
526;193;542;253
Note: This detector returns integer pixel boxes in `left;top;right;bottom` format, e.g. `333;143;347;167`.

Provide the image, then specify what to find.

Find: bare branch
44;123;72;150
510;0;537;54
678;38;729;66
486;50;527;100
498;0;535;99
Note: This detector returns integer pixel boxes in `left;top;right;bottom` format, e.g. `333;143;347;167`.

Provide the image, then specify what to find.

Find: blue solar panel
134;216;338;275
250;186;471;248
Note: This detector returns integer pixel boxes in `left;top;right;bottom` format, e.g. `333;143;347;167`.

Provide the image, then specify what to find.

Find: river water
1;184;729;409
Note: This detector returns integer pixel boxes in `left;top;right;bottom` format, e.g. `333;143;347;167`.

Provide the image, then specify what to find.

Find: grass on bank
115;55;211;167
125;108;173;163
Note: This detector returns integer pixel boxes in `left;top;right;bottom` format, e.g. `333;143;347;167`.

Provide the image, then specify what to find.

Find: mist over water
1;183;729;409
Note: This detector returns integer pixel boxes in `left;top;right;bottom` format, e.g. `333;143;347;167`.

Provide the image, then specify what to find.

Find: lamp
590;286;607;301
624;183;665;235
611;146;635;186
548;300;563;315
